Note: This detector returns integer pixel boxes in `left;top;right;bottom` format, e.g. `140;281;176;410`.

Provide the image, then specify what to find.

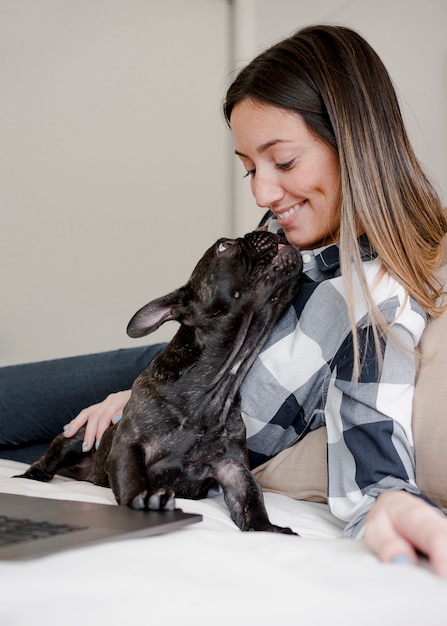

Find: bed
0;457;445;626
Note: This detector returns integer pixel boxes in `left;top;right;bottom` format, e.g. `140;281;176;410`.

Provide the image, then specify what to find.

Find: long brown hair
224;24;446;377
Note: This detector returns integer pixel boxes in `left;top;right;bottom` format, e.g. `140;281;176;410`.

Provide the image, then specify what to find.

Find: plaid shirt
242;216;427;537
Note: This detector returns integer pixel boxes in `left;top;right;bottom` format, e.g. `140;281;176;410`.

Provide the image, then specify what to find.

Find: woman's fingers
62;390;131;452
365;491;447;577
364;492;418;565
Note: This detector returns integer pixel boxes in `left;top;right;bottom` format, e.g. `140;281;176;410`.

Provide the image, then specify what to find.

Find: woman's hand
364;491;447;577
62;390;131;453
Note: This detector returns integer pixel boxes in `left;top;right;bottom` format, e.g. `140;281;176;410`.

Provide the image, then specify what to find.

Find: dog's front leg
107;442;175;511
215;460;297;534
107;442;147;506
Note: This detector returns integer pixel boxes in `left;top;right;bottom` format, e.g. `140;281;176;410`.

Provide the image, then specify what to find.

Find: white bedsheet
0;459;445;626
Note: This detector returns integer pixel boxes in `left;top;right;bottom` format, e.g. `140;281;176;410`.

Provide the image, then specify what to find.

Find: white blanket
0;459;445;626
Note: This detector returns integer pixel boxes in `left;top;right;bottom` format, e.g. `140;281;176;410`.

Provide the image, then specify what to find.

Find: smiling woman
222;23;447;574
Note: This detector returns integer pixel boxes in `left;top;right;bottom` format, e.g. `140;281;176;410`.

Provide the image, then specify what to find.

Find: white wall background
0;0;231;365
1;0;446;366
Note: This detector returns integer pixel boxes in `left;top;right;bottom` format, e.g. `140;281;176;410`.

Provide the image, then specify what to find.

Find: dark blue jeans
0;344;165;464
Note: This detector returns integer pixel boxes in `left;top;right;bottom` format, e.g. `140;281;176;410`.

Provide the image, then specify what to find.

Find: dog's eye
217;240;234;253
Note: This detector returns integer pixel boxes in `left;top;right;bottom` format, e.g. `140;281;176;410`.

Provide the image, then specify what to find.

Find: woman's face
230;99;341;250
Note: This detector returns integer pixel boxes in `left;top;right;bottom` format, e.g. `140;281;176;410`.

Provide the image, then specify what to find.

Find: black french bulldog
19;231;302;533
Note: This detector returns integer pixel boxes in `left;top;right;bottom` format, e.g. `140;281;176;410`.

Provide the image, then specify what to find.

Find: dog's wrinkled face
127;231;302;338
184;230;303;324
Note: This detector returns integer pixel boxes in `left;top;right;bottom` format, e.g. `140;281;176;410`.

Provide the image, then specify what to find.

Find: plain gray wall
1;0;231;365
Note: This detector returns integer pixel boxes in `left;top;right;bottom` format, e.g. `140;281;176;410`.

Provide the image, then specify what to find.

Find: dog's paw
14;465;53;483
131;488;176;511
149;489;176;511
245;520;298;535
269;524;298;536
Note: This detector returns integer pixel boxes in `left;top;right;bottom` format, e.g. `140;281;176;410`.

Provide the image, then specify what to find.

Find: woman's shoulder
295;257;426;343
358;258;427;343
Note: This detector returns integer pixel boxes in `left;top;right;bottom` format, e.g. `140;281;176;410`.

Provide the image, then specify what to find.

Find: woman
1;25;447;574
222;24;447;573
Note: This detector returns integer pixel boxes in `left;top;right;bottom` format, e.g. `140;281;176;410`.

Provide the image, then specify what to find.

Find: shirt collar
315;234;375;270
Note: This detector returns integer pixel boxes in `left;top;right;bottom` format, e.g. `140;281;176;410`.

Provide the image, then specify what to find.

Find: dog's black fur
19;231;302;533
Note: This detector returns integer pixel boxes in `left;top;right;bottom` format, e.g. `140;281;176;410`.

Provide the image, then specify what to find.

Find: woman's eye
217;240;235;253
242;160;295;178
276;159;295;171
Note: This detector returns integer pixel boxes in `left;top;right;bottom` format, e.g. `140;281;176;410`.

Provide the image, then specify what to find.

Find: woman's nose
251;171;284;208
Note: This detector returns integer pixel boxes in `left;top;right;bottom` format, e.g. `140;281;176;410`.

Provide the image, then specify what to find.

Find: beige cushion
253;427;328;503
254;258;447;514
412;265;447;513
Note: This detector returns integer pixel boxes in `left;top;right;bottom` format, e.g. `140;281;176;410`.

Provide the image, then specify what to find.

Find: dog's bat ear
127;290;185;338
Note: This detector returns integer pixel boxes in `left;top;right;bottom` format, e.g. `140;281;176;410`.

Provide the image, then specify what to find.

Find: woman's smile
276;201;307;226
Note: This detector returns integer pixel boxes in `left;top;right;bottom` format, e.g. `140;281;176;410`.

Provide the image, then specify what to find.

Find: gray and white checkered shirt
242;216;427;537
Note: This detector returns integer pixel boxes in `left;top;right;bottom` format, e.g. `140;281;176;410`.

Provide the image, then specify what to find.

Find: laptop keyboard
0;515;87;546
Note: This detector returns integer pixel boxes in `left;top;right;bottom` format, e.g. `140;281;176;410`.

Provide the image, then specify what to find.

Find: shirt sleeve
325;295;427;538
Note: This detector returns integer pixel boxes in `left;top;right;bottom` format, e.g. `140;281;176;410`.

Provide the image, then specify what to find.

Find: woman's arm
327;320;447;575
326;322;422;539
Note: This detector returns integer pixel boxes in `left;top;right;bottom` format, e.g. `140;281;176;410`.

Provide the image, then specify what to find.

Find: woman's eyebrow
235;139;294;158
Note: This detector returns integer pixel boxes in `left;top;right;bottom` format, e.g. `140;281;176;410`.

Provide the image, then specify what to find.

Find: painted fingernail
391;555;412;565
63;424;70;435
82;441;89;453
95;440;101;450
113;414;122;424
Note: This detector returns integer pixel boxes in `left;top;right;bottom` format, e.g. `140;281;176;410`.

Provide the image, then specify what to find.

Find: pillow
412;265;447;513
253;427;328;503
254;259;447;514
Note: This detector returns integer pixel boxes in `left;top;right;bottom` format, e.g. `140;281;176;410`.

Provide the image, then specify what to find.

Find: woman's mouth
275;202;306;224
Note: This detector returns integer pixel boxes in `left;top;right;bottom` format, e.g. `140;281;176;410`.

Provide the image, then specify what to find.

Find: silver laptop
0;491;202;560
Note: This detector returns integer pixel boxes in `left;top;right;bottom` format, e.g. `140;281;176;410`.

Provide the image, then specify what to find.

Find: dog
19;231;302;533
